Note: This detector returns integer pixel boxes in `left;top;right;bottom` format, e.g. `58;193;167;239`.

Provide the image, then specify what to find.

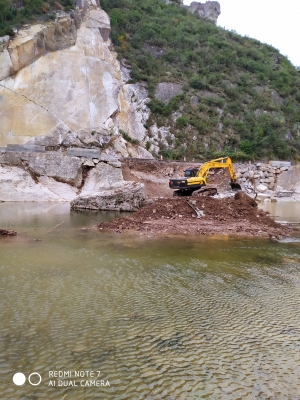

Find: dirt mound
98;194;292;238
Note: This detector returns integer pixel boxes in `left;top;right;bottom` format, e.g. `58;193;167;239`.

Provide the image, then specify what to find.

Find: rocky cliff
0;0;152;159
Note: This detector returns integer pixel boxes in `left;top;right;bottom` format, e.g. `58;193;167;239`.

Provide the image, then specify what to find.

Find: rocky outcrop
0;0;154;159
0;147;147;210
163;0;183;4
0;165;78;202
0;4;119;147
0;150;83;187
70;181;146;211
188;1;221;24
117;69;150;142
0;14;78;81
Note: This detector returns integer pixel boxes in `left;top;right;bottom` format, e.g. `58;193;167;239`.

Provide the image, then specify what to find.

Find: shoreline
97;193;297;240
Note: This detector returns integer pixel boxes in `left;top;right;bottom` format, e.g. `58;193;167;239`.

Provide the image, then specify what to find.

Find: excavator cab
184;168;198;178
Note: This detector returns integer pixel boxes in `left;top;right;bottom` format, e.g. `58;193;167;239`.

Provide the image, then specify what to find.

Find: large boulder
81;162;123;194
277;165;300;194
71;181;146;211
26;153;83;187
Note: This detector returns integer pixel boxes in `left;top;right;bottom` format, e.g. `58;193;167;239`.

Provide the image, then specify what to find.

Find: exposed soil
98;191;294;239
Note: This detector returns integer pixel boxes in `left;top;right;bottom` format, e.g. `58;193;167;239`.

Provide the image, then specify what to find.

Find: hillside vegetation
101;0;300;161
0;0;74;36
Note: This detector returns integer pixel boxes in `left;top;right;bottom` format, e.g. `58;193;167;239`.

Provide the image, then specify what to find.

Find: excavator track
191;187;218;197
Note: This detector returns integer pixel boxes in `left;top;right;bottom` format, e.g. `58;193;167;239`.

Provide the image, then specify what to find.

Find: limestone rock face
0;165;78;202
70;181;146;211
26;153;83;187
188;1;221;24
0;1;154;159
0;36;9;52
0;4;119;147
118;81;150;142
1;15;77;81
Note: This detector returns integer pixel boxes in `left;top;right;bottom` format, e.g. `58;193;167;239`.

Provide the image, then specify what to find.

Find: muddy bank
98;192;295;238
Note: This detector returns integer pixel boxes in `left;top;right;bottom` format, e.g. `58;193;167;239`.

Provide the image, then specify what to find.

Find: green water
1;202;300;399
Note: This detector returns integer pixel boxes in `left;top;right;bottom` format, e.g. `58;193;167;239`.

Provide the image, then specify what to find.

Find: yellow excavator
169;156;242;196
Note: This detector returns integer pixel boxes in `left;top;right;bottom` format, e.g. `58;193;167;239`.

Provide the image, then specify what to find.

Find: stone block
27;153;82;187
67;148;101;158
256;184;268;192
271;161;291;168
256;193;271;202
7;144;45;153
276;191;293;198
83;160;95;167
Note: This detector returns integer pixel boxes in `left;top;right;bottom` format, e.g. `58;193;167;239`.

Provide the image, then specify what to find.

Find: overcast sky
183;0;300;67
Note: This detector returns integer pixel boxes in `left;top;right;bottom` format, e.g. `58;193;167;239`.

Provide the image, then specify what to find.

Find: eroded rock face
0;0;155;159
0;165;78;202
0;3;119;147
188;1;221;24
26;153;83;187
71;181;146;211
118;79;150;142
1;15;77;81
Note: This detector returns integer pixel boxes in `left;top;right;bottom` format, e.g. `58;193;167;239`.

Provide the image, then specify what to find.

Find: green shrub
176;116;189;128
190;76;207;90
120;130;140;145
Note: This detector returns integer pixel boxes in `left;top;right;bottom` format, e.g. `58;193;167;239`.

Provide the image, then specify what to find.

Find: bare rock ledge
70;182;146;211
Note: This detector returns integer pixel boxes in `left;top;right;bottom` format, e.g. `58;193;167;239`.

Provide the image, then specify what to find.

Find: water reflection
260;201;300;223
0;203;300;399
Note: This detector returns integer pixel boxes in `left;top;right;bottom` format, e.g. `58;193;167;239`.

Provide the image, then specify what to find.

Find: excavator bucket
230;182;242;191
